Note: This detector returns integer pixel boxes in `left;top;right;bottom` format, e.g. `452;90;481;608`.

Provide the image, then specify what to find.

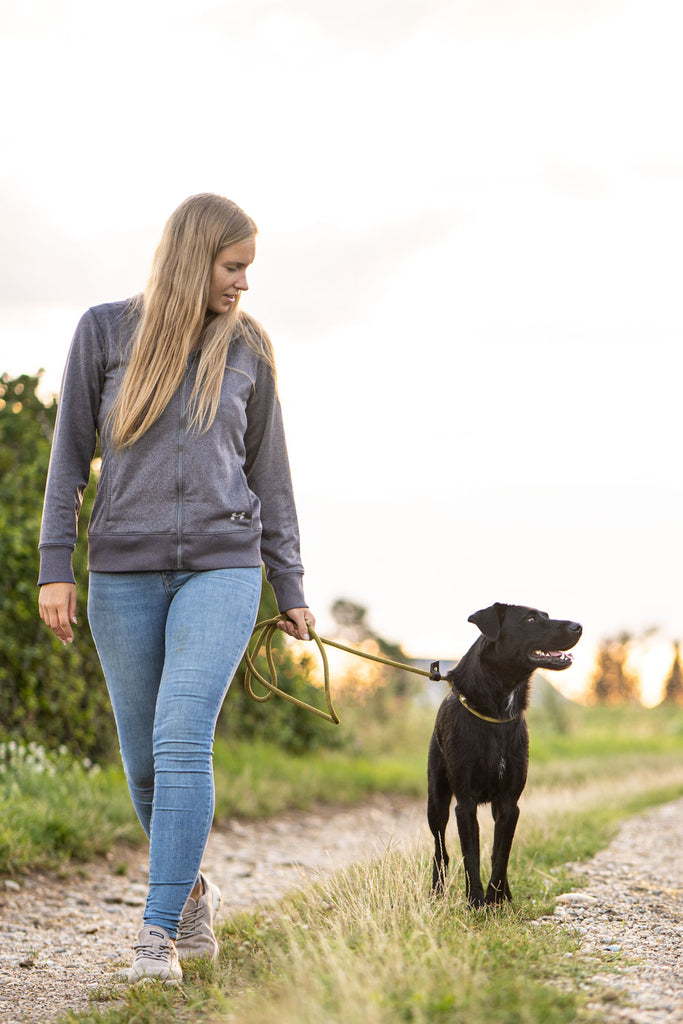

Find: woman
38;193;315;984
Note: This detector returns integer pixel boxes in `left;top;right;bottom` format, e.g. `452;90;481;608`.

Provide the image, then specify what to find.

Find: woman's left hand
278;608;316;641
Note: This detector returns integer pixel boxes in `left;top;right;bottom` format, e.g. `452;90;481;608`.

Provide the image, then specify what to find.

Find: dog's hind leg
486;800;520;904
427;738;451;893
455;800;485;907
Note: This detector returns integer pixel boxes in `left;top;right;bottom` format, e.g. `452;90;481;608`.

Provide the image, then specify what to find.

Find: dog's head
468;603;582;673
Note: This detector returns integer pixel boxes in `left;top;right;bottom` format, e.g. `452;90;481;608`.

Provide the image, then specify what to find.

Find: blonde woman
38;194;314;984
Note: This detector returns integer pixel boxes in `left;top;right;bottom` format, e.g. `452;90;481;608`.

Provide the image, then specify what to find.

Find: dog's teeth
532;649;572;661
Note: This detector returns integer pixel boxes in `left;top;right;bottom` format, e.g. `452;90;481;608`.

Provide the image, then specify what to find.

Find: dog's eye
526;615;536;623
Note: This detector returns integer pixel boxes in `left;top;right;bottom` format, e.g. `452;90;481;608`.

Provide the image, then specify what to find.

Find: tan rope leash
243;617;517;726
244;617;339;724
244;617;437;725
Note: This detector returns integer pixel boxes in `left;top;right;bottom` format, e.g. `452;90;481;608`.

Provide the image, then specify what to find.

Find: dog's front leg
486;801;520;904
455;801;485;906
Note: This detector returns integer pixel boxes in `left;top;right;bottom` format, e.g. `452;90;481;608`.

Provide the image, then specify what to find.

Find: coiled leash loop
243;616;338;724
244;616;445;726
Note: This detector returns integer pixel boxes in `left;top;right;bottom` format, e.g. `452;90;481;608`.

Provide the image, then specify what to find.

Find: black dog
427;603;581;907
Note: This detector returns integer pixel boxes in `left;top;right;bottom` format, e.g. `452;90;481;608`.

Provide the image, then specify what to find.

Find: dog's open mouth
528;649;574;670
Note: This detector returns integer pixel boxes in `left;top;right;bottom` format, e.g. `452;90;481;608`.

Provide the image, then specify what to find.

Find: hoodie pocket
95;442;178;534
182;448;257;534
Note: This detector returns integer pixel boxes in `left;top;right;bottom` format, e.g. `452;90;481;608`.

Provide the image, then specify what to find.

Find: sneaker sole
122;968;182;986
132;975;182;986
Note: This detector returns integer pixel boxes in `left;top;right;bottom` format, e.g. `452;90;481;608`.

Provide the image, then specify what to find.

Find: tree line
585;630;683;707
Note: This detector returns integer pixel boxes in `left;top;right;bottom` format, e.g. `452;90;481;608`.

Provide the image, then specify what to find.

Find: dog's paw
467;894;487;909
485;883;512;905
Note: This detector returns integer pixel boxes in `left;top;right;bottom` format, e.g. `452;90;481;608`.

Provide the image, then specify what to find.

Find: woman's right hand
39;583;78;645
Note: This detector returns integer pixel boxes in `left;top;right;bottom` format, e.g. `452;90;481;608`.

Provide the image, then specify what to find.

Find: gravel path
0;794;681;1024
550;796;683;1024
0;796;425;1023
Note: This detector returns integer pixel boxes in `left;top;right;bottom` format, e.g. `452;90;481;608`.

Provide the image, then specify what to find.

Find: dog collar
457;691;517;725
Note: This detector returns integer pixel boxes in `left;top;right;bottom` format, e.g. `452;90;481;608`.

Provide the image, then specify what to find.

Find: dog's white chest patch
498;757;506;779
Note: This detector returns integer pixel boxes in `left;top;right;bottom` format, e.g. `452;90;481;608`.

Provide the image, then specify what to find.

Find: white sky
1;0;682;703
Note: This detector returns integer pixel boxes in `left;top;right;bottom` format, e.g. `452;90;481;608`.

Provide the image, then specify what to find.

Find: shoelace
134;932;173;962
178;903;202;940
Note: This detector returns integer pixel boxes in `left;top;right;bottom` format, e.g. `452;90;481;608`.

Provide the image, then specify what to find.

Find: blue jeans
88;568;262;936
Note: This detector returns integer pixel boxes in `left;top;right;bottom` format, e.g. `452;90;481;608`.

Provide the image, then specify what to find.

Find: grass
57;762;683;1024
212;737;427;818
0;743;140;875
206;855;586;1024
2;699;682;874
530;700;683;761
0;702;431;875
10;699;674;1024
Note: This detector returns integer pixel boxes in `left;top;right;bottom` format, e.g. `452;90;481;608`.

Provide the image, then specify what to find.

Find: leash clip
429;660;442;681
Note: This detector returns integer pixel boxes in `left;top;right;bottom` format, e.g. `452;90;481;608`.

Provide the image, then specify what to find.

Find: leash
243;617;341;724
243;617;517;726
244;617;442;725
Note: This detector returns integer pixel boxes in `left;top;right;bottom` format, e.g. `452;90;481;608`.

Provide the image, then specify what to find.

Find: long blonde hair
108;193;275;450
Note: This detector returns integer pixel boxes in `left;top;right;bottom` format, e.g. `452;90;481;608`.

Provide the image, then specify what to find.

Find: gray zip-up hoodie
38;300;307;612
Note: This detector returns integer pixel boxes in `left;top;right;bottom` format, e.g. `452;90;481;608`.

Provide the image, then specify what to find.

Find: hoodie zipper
176;369;188;568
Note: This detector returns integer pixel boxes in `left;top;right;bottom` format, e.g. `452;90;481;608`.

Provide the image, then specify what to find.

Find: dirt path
1;794;682;1024
0;795;426;1023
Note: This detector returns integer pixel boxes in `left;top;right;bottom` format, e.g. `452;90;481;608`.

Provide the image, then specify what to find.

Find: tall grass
67;764;683;1024
184;761;683;1024
210;857;585;1024
50;702;683;1024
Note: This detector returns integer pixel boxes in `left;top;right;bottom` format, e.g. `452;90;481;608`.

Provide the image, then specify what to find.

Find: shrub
0;373;117;760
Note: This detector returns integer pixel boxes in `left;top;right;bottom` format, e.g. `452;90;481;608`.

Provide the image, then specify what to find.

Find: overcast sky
2;0;682;702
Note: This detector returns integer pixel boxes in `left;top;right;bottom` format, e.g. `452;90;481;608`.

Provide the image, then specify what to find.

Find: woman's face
206;237;256;314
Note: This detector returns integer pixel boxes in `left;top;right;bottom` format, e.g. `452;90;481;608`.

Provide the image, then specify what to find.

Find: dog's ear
468;603;506;640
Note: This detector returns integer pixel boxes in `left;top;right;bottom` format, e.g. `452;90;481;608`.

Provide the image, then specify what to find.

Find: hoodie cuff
38;546;76;586
269;571;307;613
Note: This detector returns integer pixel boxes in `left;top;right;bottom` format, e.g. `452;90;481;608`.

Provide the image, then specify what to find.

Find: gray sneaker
176;873;221;960
126;924;182;984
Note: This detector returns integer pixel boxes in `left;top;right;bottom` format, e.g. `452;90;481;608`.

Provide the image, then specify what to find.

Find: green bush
0;373;117;760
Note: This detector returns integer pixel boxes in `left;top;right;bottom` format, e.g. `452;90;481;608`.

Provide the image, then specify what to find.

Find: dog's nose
568;622;582;635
